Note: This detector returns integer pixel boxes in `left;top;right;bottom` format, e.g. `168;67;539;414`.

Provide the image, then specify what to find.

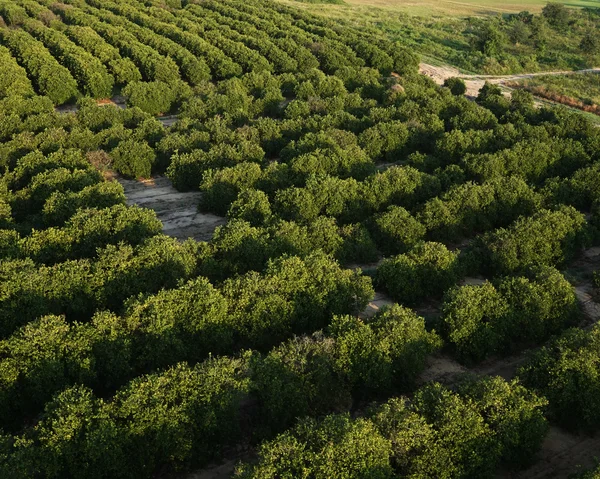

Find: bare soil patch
118;176;226;242
184;460;238;479
360;291;395;319
419;63;600;99
501;426;600;479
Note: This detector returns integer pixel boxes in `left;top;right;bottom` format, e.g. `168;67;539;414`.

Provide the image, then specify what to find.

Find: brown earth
117;176;226;242
419;63;600;99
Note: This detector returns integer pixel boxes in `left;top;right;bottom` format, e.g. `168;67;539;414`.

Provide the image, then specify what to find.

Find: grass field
508;72;600;113
283;0;600;74
288;0;600;17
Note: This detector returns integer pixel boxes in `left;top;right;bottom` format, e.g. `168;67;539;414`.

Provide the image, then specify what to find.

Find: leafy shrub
370;205;426;255
442;267;579;362
376;242;462;305
227;189;272;226
471;206;588;275
444;77;467;96
122;81;177;115
236;414;394;479
519;325;600;432
110;139;156;178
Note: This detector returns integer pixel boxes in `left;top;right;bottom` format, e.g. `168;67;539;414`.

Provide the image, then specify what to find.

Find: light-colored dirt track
501;427;600;479
419;63;600;97
117;176;226;242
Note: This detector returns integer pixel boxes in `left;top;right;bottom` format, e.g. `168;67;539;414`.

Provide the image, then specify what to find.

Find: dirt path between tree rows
186;246;600;479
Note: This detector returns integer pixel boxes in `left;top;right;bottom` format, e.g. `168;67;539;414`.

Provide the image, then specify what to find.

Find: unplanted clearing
118;176;226;242
419;63;600;99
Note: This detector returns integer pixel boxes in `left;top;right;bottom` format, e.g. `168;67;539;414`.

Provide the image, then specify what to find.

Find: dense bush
238;376;547;478
0;236;197;336
442;266;580;363
42;180;126;226
418;177;541;241
370;205;426;255
21;204;163;264
220;251;374;349
470;206;588;274
444;77;467;96
376;242;462;305
252;305;441;433
121;81;177;116
519;325;600;432
0;358;251;478
110;139;156;178
227;188;272;226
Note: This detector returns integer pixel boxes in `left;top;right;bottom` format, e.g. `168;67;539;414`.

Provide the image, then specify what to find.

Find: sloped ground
419;63;600;99
117;176;226;242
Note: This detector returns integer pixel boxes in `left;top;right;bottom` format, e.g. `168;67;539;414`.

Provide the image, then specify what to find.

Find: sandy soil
184;460;238;479
419;63;600;98
359;290;395;318
117;176;226;242
502;427;600;479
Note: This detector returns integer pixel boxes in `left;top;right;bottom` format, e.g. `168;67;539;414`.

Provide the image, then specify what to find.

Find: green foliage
240;376;547;478
444;77;467;96
442;267;579;363
0;46;35;99
376;242;462;305
580;30;600;55
418;177;541;241
331;305;442;392
542;3;570;29
124;277;232;369
0;1;598;475
121;81;178;116
519;325;600;432
252;304;440;433
110;139;156;178
236;414;394;479
42;180;126;226
370;205;426;255
200;162;263;215
23;19;115;99
0;315;96;430
0;29;78;105
21;204;163;264
221;251;374;349
471;22;507;57
471;206;588;275
358;121;409;161
227;189;272;226
11;167;103;220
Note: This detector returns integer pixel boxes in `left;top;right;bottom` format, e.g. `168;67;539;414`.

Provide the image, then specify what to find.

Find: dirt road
419;63;600;97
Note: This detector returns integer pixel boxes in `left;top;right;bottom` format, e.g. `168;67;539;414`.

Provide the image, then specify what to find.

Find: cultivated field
2;0;600;478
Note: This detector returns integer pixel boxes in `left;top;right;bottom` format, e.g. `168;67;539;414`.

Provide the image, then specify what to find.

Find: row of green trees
0;250;374;431
442;266;580;363
237;376;548;478
53;4;181;84
0;235;198;337
0;45;35;99
82;0;211;85
23;18;115;98
0;28;78;104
